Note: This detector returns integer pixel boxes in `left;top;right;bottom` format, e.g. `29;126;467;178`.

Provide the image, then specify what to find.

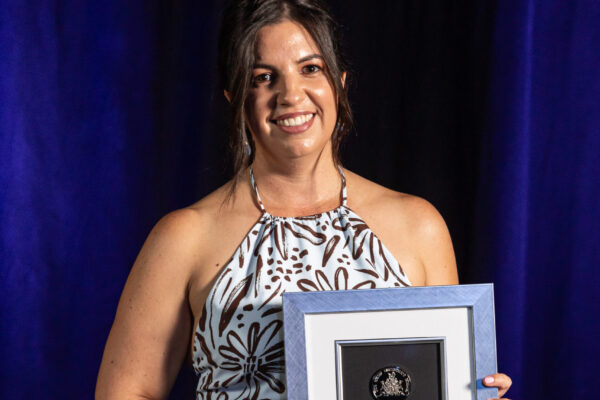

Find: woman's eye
253;73;272;84
302;64;322;74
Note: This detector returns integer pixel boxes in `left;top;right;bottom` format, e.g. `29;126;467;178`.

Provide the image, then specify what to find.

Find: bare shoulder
344;169;457;286
133;180;249;287
143;188;223;270
345;170;444;235
157;180;257;259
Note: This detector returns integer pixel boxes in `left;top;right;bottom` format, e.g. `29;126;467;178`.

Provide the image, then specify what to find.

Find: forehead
254;19;321;63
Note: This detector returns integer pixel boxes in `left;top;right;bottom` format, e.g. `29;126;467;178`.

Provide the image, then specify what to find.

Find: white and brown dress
193;167;411;399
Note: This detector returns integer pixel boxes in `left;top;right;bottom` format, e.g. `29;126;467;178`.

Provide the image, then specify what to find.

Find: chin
253;125;334;160
282;138;332;160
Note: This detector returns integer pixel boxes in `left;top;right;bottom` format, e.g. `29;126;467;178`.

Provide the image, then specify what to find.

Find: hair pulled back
218;0;353;190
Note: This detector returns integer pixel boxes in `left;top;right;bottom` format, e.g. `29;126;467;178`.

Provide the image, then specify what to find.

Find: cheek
245;92;268;131
309;80;337;120
315;94;337;127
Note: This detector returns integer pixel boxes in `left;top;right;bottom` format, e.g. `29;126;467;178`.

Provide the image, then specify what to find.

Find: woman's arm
96;210;202;399
415;200;512;399
408;198;458;286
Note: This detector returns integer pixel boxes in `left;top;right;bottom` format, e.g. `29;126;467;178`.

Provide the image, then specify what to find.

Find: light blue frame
282;284;498;400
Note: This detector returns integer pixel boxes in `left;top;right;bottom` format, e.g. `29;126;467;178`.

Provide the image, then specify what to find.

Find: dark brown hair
218;0;353;193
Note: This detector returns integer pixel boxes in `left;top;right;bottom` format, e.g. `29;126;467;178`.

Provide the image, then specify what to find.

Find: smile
272;113;315;134
276;113;314;127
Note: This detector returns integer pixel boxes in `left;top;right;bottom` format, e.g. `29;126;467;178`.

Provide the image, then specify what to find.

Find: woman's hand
483;373;512;399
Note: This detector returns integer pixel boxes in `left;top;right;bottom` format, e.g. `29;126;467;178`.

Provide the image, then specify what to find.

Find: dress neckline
249;165;348;219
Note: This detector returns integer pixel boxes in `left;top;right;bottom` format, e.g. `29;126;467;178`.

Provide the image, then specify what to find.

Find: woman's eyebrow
253;54;323;70
253;63;275;69
297;54;323;63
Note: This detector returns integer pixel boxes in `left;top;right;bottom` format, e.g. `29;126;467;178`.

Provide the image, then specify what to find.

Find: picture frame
282;284;498;400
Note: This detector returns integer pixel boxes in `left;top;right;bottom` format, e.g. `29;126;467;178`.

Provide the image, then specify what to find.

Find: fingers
483;373;512;398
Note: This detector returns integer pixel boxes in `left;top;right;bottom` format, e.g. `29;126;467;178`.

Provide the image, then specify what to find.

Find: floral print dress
193;167;411;400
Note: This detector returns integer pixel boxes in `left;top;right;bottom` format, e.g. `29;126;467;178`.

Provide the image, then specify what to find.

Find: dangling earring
243;129;252;157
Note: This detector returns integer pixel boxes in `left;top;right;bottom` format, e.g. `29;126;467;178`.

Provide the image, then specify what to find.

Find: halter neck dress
192;167;411;400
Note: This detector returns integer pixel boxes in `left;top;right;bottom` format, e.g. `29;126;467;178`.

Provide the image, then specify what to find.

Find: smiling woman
246;21;341;166
95;1;512;399
218;0;352;194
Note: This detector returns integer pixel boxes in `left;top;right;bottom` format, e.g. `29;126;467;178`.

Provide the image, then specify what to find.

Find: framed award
282;284;498;400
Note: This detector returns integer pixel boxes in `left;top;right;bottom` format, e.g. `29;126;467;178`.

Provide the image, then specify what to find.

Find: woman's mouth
272;113;315;133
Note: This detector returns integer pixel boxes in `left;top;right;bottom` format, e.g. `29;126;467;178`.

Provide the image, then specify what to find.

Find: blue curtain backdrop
473;1;600;398
1;1;598;399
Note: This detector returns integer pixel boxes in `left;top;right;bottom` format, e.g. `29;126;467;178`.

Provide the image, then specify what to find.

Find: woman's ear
341;72;347;88
224;90;232;103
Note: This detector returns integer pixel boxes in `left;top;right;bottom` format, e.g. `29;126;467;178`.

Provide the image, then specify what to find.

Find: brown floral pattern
193;168;411;399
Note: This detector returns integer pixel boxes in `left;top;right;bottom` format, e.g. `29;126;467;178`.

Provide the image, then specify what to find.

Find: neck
250;150;342;216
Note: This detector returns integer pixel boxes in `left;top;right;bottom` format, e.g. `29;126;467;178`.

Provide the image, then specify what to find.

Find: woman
96;0;512;399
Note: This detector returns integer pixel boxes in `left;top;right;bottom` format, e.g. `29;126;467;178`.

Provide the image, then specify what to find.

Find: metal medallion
369;366;412;400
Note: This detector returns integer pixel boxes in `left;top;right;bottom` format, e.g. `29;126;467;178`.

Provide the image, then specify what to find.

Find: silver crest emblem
370;366;412;400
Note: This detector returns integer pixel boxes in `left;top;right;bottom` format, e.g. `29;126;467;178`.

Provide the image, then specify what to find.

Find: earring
242;127;252;156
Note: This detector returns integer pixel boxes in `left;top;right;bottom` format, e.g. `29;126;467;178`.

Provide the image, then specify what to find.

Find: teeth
277;114;313;127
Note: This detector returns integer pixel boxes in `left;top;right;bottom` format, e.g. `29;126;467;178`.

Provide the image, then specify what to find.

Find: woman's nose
276;73;304;106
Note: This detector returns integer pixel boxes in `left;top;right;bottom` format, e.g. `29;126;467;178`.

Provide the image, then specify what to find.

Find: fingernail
484;376;494;384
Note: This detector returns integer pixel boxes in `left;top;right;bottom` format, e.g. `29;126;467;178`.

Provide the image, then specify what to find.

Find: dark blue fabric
474;1;600;398
0;1;218;398
0;3;159;398
1;1;598;399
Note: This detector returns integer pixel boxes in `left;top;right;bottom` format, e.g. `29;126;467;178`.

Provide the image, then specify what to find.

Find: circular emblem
369;366;412;400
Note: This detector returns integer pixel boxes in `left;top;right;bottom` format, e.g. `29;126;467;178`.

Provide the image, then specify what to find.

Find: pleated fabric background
1;1;598;398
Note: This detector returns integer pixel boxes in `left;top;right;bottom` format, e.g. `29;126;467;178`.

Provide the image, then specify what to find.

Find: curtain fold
475;1;600;398
0;2;162;398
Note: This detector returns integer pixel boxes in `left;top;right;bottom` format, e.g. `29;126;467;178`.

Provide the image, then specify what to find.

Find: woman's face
245;19;340;163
